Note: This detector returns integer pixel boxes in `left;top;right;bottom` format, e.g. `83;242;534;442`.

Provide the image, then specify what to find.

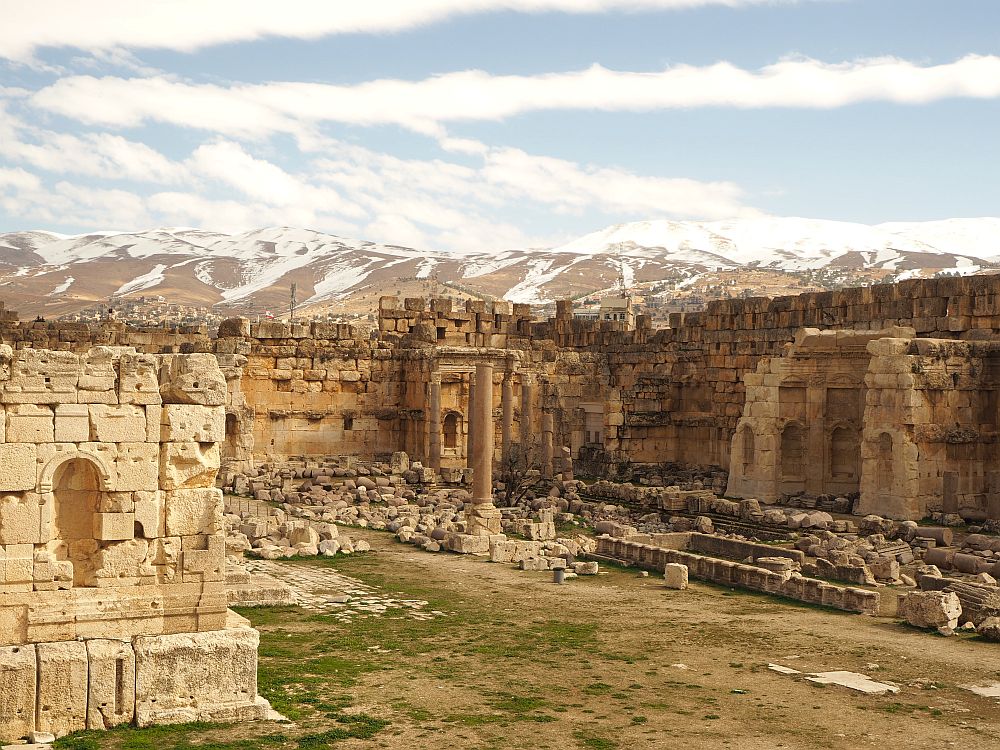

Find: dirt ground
58;528;1000;750
270;531;1000;750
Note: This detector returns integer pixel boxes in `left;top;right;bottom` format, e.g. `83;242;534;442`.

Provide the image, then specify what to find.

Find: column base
466;504;503;536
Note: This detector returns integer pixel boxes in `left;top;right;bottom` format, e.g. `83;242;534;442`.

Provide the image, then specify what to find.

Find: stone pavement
242;558;444;622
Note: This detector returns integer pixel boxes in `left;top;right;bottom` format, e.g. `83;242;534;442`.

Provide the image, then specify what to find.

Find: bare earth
258;528;1000;750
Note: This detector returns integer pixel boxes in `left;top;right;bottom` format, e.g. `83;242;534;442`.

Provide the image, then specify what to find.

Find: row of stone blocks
0;623;266;742
595;536;879;615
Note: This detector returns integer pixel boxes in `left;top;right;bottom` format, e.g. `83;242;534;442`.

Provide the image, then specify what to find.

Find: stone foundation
0;622;266;741
596;536;880;615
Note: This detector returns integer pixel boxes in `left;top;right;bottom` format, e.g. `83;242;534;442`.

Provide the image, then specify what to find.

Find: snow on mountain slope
0;217;997;313
550;217;983;272
877;218;1000;259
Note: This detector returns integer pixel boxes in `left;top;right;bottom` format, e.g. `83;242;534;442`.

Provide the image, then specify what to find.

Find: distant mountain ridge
1;217;998;316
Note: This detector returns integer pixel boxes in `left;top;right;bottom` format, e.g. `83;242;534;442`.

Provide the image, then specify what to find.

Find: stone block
54;404;90;442
0;445;37;492
134;490;165;538
164;489;223;537
134;626;266;725
79;348;119;404
89;405;147;443
115;443;159;492
118;354;162;405
145;405;161;443
90;539;153;586
160;442;221;490
898;590;962;630
6;404;54;443
663;563;688;589
158;355;227;406
181;535;225;581
2;349;80;404
160;405;225;443
36;640;88;736
0;644;36;742
86;639;136;729
94;512;135;542
0;493;42;545
444;532;490;554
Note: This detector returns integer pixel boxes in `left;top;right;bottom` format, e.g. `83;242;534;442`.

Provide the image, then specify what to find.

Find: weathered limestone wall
858;337;1000;520
0;346;266;742
9;273;1000;521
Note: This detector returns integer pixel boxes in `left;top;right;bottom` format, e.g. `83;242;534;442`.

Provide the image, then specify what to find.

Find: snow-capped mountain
0;217;997;315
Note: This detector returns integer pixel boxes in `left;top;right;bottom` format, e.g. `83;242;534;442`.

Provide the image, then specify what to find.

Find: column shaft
428;375;441;472
466;376;476;467
520;375;534;446
541;411;554;479
501;375;514;466
473;363;494;502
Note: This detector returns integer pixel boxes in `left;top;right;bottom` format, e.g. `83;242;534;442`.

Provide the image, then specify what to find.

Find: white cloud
0;167;43;192
32;55;1000;138
0;102;187;183
1;0;793;61
482;147;756;218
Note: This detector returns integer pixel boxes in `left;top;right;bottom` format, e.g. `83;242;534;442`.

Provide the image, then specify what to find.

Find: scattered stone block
664;563;689;590
898;590;962;631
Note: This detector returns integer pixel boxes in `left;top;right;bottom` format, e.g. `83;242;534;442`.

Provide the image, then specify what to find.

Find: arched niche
829;424;861;480
443;412;461;450
49;455;113;587
780;422;806;481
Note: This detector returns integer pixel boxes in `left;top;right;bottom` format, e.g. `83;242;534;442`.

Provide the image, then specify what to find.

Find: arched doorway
52;458;103;587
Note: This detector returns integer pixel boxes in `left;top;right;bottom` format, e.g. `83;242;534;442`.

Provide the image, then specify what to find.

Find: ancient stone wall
9;273;1000;521
0;346;266;741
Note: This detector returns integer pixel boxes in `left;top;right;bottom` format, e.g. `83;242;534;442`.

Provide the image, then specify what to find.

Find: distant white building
598;296;634;326
573;296;634;327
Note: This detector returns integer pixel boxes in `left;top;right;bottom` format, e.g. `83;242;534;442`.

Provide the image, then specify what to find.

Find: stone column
541;411;554;479
468;362;501;535
465;374;476;468
428;373;441;472
473;363;494;502
521;374;534;447
501;373;514;465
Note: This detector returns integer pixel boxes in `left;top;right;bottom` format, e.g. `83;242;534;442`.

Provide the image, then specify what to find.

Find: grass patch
572;730;618;750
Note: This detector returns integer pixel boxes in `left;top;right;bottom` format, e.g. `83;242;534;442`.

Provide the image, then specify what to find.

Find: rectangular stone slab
0;644;36;742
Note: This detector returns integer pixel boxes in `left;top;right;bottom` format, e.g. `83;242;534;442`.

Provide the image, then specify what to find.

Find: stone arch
443;412;460;450
829;424;860;479
38;448;115;494
780;422;805;481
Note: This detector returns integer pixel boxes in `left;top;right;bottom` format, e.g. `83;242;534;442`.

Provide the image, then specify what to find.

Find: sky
0;0;998;253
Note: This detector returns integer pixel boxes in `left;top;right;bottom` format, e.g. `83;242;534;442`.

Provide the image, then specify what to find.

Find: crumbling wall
0;345;266;742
